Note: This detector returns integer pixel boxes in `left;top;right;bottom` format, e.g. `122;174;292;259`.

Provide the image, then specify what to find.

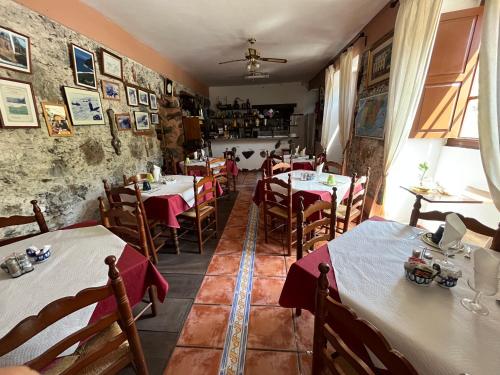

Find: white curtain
479;0;500;210
321;65;340;154
338;47;359;152
383;0;443;181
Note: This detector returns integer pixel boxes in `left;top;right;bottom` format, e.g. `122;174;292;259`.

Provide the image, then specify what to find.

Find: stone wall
0;0;190;237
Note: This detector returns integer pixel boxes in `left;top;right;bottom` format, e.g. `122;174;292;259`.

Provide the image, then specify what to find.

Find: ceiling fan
219;38;287;78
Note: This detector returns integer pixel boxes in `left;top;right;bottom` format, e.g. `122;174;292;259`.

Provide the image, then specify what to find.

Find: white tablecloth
328;220;500;375
284;155;314;166
0;226;126;366
178;157;225;171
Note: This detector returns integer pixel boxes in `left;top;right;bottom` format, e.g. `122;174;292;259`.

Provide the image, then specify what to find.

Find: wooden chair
178;175;218;254
0;200;49;246
103;180;166;264
271;161;292;177
0;256;149;375
207;156;232;193
223;149;237;192
312;262;419;375
98;197;158;318
262;171;296;256
336;168;370;234
314;151;326;168
323;161;344;175
409;195;500;251
183;161;209;176
123;173;150;186
162;151;177;175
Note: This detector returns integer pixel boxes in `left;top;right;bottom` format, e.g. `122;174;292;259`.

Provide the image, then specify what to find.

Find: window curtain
382;0;443;201
321;65;340;154
339;47;360;154
478;0;500;210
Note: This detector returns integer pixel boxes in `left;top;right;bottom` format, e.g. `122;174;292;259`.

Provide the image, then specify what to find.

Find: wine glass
461;274;499;316
439;238;459;265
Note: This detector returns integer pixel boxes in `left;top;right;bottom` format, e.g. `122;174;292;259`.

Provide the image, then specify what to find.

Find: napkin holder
404;257;439;286
433;261;462;288
26;245;51;263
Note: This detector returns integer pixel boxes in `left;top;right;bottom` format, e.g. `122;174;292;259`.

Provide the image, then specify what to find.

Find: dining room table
279;218;500;375
0;224;168;367
177;157;239;177
284;154;315;170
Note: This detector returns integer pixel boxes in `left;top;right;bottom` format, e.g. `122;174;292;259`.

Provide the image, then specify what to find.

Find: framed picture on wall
126;85;138;106
134;111;150;131
165;78;173;96
0;77;39;128
138;89;149;106
101;79;120;100
149;93;158;110
0;26;31;73
115;112;132;131
366;33;393;87
354;92;388;140
101;48;123;80
151;112;159;124
63;86;105;125
42;102;74;137
70;44;97;89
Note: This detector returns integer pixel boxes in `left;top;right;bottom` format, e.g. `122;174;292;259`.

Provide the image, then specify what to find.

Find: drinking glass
439;239;459;265
461;275;498;316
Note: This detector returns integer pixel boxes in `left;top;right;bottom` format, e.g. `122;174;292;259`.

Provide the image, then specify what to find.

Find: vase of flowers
418;162;429;187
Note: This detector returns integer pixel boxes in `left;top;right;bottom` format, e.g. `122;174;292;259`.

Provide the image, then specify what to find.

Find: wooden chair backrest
163;151;177;175
271;162;292;177
262;171;292;219
343;168;370;221
98;197;150;259
207;157;228;178
0;256;148;375
296;189;337;260
123;173;150;186
409;195;500;251
323;161;343;175
313;263;419;375
223;149;235;160
192;175;217;215
0;200;49;246
315;152;326;168
184;162;208;176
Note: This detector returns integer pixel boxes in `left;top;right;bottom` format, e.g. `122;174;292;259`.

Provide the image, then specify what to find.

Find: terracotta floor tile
225;217;249;229
254;255;287;277
195;275;236;305
215;238;244;255
285;256;297;274
294;309;314;352
255;239;287;255
247;306;296;350
244;350;300;375
177;304;230;348
298;352;312;375
220;226;248;241
206;255;241;275
164;347;222;375
251;277;286;306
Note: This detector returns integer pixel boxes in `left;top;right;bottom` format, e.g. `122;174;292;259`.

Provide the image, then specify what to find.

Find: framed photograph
115;112;132;131
101;48;123;80
126;85;138;106
354;92;388;140
41;102;73;137
149;93;158;110
101;79;120;100
63;86;105;125
138;89;149;106
367;34;393;87
70;44;97;89
165;78;173;96
151;112;159;124
0;77;39;128
0;27;31;73
134;111;150;131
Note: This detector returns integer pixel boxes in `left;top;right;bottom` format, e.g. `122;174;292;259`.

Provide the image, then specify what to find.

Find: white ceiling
82;0;388;87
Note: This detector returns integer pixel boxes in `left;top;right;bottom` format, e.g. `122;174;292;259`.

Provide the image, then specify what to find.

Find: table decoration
1;253;34;278
26;245;51;263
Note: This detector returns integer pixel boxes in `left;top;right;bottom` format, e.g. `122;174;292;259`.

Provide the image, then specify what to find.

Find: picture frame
138;89;149;106
151;112;159;124
101;79;120;101
0;77;39;128
101;48;123;81
0;26;31;73
63;86;105;125
126;85;138;106
165;78;173;96
354;92;388;140
134;111;150;131
41;102;73;137
70;44;97;90
149;92;158;110
366;33;393;87
115;112;132;131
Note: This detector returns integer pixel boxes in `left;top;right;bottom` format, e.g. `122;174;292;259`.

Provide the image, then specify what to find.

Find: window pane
460;98;479;138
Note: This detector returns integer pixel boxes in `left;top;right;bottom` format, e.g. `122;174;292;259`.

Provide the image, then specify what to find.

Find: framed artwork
138;89;149;106
63;86;105;125
101;79;120;100
151;112;159;124
0;27;31;73
367;34;393;87
0;77;39;128
134;111;150;131
101;48;123;80
354;92;388;140
70;44;97;89
165;78;173;96
126;85;138;106
115;112;132;131
149;93;158;110
41;102;73;137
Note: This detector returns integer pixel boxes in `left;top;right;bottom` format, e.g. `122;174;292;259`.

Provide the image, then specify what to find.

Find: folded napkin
201;149;205;158
193;151;198;159
441;213;466;247
295;146;300;155
315;162;324;175
473;248;500;294
152;165;161;182
300;148;306;157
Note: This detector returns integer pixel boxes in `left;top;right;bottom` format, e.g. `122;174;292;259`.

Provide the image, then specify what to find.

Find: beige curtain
338;47;360;152
383;0;443;180
479;0;500;210
321;65;340;153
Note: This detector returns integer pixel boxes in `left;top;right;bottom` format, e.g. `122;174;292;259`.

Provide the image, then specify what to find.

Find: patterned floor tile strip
218;201;259;375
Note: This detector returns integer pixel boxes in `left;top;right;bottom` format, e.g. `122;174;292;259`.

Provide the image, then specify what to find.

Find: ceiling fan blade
218;59;247;65
260;57;288;63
